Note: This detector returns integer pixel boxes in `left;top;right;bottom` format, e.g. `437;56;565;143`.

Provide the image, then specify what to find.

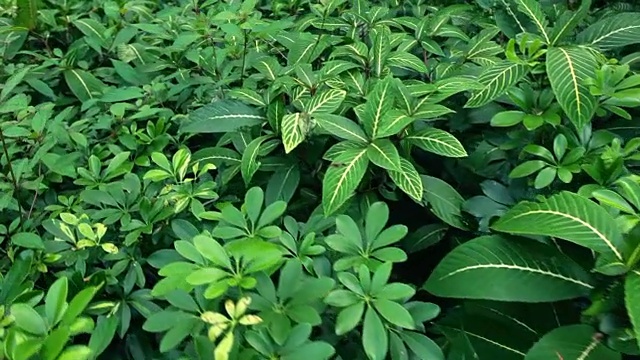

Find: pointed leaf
362;306;388;360
405;128;467;158
180;100;265;134
625;271;640;349
514;0;551;43
424;235;594;302
305;89;346;114
322;147;369;216
361;78;395;139
492;192;625;261
377;110;415;138
241;135;271;185
525;325;621;360
314;114;368;143
281;113;309;153
465;61;529;108
577;12;640;50
388;158;423;202
367;139;401;171
546;47;597;130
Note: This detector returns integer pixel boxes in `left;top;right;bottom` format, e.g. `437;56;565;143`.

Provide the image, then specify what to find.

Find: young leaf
546;47;597;130
465;61;529;108
367;139;402;171
525;325;621;360
322;147;369;216
424;235;594;302
404;128;467;158
492;192;625;261
281;113;309;153
387;158;423;202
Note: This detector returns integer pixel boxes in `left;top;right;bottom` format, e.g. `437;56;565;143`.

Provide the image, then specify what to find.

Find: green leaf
387;158;423;202
15;0;37;30
241;135;271;185
335;302;365;335
180;100;265;134
281;113;309;154
492;192;626;261
405;128;467;158
465;61;529;108
424;235;594;302
377;110;415;138
10;303;47;335
63;69;105;102
314;113;368;143
60;286;99;327
373;299;414;329
546;47;597;130
367;139;402;171
577;12;640;50
371;27;391;78
45;277;68;327
305;89;346;114
363;306;388;360
491;110;525;127
194;235;231;268
11;232;44;249
513;0;551;43
625;271;640;349
57;346;92;360
387;52;428;73
422;176;467;230
525;325;621;360
322;147;369;216
265;164;300;205
549;0;591;46
361;77;395;139
400;332;444;360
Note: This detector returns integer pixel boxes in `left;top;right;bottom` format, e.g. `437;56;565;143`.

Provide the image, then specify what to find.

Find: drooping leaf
180;100;265;134
525;325;621;360
625;271;640;349
424;235;594;302
546;47;597;130
465;61;529;108
577;12;640;50
422;176;468;230
404;128;467;158
492;191;626;261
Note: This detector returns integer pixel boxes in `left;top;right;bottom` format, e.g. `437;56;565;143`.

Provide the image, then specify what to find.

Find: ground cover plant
1;0;640;359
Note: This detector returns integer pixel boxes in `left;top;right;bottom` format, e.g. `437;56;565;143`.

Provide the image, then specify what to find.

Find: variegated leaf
360;77;396;139
322;147;370;215
304;89;346;114
367;139;402;171
405;128;467;158
465;61;529;108
314;114;368;143
513;0;551;43
388;158;423;202
281;113;309;154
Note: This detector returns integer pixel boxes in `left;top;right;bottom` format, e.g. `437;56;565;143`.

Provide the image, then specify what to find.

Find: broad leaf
549;0;591;46
388;158;423;202
304;89;346;114
281;113;309;153
492;191;626;261
387;52;428;73
322;147;369;216
404;128;467;158
465;61;529;108
371;27;391;78
525;325;621;360
577;12;640;50
546;47;597;130
361;77;396;139
422;176;468;230
314;114;369;143
424;235;594;302
377;110;415;138
180;100;265;134
241;135;272;185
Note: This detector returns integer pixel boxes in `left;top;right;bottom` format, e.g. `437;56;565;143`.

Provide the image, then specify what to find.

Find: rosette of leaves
324;201;408;271
325;263;443;360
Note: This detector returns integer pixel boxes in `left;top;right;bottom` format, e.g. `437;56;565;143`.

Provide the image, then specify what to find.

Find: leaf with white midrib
514;0;551;43
424;235;594;302
465;61;529;108
322;147;369;216
492;191;625;261
525;325;621;360
405;128;467;158
387;158;423;202
577;12;640;50
625;271;640;350
546;47;597;130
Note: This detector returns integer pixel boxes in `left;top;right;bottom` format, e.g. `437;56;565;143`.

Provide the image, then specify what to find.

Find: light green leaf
404;128;467;158
10;303;47;335
373;299;414;329
305;89;346;114
45;277;68;327
465;61;529;108
322;147;369;216
525;325;621;360
388;158;423;202
314;113;368;143
577;12;640;50
424;235;594;302
625;270;640;349
367;139;401;171
363;306;388;360
361;77;395;139
492;191;625;261
281;113;309;154
180;100;265;134
546;47;597;130
513;0;551;43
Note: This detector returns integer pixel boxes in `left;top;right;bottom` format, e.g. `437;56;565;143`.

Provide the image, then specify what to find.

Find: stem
240;29;249;81
308;7;329;65
0;128;24;227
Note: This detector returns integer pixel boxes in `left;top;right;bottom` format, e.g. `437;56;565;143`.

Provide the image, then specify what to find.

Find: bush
1;0;640;359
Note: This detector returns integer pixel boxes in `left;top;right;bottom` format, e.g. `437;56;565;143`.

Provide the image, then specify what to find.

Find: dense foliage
1;0;640;359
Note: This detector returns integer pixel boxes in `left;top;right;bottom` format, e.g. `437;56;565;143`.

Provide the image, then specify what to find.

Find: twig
0;128;24;226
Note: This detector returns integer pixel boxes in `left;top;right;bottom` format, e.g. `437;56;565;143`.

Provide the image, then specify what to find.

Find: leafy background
1;0;640;359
